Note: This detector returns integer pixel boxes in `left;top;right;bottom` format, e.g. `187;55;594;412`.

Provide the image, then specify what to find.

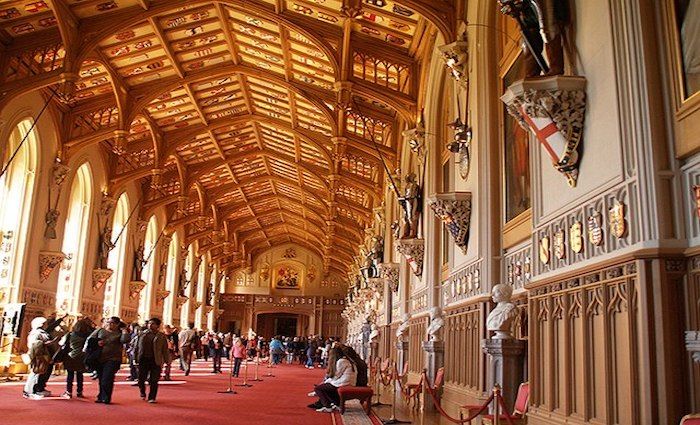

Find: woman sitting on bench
309;347;357;412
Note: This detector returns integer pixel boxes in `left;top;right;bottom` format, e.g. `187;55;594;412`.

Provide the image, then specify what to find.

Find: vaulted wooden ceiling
0;0;455;277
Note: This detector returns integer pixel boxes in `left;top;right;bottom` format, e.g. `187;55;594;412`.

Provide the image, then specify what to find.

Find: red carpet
0;360;336;425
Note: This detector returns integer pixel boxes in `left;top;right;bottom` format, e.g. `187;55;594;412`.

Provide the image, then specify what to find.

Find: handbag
83;335;102;371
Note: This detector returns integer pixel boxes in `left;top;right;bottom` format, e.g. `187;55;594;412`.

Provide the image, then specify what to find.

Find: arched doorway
255;312;312;338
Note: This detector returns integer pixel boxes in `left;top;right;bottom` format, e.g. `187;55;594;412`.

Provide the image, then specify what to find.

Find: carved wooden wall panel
444;303;484;391
686;256;700;411
529;261;639;424
408;317;427;374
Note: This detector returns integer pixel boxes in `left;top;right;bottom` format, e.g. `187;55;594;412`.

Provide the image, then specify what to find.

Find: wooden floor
370;383;476;425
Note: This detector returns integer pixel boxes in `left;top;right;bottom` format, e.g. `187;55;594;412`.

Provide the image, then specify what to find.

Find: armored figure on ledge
498;0;570;78
96;226;115;269
398;173;421;239
132;245;146;281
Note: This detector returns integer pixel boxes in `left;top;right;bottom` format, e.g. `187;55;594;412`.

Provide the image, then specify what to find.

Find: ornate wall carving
528;260;640;424
534;181;638;277
503;243;532;290
442;259;483;305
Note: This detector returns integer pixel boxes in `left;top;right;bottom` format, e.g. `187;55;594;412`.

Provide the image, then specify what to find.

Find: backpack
83;332;102;371
51;332;71;364
28;339;51;374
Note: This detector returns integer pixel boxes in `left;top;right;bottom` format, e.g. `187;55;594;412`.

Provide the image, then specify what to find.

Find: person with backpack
22;317;59;399
60;318;92;399
88;316;129;404
177;322;197;376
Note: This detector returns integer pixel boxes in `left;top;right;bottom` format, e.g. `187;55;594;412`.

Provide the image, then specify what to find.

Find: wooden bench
337;386;374;414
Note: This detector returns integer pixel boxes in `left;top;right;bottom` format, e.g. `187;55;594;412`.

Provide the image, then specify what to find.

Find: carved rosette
439;35;469;86
128;280;147;299
39;251;66;283
395;239;425;277
156;289;171;305
501;76;587;187
429;192;473;254
379;263;399;292
176;295;189;307
92;269;113;293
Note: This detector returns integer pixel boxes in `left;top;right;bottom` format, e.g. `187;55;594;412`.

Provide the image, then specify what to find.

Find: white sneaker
316;407;334;413
330;404;339;411
28;393;45;400
307;391;316;397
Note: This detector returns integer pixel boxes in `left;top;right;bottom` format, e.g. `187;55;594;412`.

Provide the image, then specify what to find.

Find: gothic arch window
56;163;92;314
138;215;158;320
194;254;206;329
103;193;129;317
163;232;179;325
0;119;38;303
180;244;195;326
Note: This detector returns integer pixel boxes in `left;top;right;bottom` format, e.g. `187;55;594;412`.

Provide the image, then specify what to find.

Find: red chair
461;382;529;425
681;414;700;425
338;386;374;414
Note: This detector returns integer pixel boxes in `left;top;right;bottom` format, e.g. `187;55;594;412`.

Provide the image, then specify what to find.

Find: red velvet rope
421;371;516;425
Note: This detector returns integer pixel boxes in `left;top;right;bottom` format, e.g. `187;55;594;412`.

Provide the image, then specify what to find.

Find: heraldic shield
501;76;587;187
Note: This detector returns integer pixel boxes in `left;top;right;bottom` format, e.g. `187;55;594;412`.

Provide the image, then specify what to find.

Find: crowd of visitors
20;313;363;414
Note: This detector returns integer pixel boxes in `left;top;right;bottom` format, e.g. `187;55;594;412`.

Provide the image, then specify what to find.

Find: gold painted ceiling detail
0;0;455;278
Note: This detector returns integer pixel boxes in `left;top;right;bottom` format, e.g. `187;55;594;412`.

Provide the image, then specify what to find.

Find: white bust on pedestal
426;307;444;342
486;284;519;339
396;313;410;342
369;323;380;342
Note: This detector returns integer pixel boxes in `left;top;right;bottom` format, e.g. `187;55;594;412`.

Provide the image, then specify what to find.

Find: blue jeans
306;354;314;367
97;360;120;403
66;370;83;394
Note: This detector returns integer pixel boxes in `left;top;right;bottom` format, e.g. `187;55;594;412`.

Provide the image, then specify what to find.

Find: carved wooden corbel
429;192;472;254
395;238;424;277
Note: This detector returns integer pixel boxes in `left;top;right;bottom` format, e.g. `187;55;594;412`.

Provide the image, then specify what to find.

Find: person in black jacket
61;318;92;399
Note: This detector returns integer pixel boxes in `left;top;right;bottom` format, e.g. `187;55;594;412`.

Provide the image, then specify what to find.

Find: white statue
486;284;519;339
369;323;380;342
395;313;410;342
426;307;445;342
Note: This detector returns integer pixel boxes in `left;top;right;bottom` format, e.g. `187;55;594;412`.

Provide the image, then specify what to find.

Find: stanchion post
217;354;237;394
493;384;501;425
251;354;263;381
380;361;410;425
372;358;389;407
236;357;253;387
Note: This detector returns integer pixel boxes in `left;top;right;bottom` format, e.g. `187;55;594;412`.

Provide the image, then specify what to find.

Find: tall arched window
103;193;129;317
138;216;158;320
195;255;206;329
0;119;38;304
163;232;179;325
180;244;194;326
56;164;92;314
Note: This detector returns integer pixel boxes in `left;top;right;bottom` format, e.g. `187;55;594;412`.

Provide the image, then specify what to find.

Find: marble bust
486;284;519;339
396;313;410;342
426;307;444;342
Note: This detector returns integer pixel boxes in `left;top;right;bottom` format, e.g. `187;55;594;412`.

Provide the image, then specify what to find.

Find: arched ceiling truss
0;0;452;280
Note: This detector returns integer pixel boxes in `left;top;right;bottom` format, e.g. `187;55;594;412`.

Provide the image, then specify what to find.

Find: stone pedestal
422;340;445;412
370;341;379;363
396;340;409;374
482;338;527;413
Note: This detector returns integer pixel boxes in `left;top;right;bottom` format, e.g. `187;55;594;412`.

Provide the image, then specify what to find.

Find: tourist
269;335;284;365
61;318;92;399
223;332;233;359
200;331;210;361
89;316;129;404
246;337;257;360
162;325;178;381
22;317;59;399
178;322;197;376
134;318;170;403
305;336;319;369
339;345;368;387
126;322;141;381
209;332;223;373
311;347;357;412
231;337;245;377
